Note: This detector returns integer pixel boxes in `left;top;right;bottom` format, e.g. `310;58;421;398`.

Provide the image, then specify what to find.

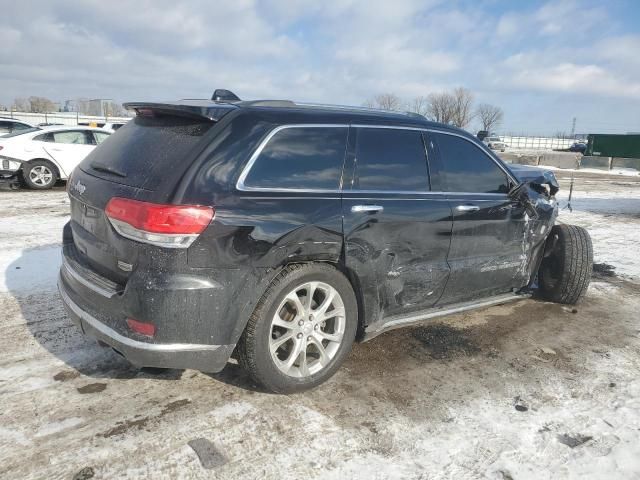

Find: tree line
7;96;126;116
364;87;504;133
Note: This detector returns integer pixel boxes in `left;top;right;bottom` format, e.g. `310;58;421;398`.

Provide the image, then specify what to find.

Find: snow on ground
544;165;640;177
1;175;639;479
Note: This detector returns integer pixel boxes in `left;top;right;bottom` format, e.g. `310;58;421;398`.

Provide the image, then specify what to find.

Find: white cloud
0;0;637;134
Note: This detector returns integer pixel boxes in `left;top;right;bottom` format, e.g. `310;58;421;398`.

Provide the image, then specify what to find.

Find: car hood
508;164;558;184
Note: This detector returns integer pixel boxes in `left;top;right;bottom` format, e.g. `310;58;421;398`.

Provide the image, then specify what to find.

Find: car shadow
5;244;262;391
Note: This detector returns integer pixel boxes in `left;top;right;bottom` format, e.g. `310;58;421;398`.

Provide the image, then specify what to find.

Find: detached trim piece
62;247;122;298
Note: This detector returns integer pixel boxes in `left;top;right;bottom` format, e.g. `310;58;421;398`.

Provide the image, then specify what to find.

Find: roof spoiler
123;101;237;121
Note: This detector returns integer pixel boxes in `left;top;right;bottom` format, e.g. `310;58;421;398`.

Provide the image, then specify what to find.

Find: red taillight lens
105;197;214;248
106;197;214;234
126;318;156;337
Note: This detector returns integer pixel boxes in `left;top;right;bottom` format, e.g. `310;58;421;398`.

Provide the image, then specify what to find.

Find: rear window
79;115;214;190
242;126;348;190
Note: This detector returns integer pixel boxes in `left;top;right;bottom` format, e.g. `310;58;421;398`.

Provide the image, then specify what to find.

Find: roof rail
295;101;426;119
239;100;296;107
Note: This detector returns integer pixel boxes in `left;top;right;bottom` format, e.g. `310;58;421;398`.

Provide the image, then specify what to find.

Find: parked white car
0;117;36;135
0;126;110;189
483;136;508;152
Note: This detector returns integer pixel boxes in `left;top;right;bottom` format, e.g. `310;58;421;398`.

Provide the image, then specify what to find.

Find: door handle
351;205;384;213
455;204;480;212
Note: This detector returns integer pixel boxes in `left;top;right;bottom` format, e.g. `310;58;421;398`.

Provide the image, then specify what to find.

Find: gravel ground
1;172;639;479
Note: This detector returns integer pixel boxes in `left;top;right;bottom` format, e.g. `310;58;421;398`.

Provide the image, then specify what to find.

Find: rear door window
433;133;509;194
242;126;348;190
353;128;429;192
52;130;94;145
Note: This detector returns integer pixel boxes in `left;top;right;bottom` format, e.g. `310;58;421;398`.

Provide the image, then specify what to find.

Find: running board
363;292;530;341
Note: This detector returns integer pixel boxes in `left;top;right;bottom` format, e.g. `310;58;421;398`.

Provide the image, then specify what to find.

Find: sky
1;0;639;135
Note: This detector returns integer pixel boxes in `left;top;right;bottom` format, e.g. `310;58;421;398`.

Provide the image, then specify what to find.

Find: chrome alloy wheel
269;281;346;378
29;165;54;186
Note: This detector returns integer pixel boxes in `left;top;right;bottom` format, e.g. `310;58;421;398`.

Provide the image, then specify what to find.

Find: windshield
1;127;42;138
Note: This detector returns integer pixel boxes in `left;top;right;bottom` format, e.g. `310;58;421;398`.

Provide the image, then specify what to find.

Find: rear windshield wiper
90;162;127;178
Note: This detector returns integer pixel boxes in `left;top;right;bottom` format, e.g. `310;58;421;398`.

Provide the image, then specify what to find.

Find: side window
0;121;12;134
434;133;509;194
13;122;30;131
243;126;348;190
34;133;53;142
51;131;93;145
93;132;110;144
354;128;429;191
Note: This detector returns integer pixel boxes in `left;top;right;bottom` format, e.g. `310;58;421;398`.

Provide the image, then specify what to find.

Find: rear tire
237;263;358;393
539;224;593;304
23;160;58;190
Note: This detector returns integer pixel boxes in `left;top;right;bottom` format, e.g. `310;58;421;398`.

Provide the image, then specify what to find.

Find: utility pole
570;117;576;138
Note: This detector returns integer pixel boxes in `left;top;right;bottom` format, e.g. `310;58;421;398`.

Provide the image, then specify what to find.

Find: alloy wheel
269;281;346;378
29;165;54;187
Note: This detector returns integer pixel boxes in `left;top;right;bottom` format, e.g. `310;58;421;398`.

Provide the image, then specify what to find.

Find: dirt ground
1;171;639;479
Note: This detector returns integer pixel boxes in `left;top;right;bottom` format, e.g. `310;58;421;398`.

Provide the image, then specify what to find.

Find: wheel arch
229;259;369;353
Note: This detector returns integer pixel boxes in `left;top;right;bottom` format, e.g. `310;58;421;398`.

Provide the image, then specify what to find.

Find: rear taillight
105;197;214;248
126;318;156;337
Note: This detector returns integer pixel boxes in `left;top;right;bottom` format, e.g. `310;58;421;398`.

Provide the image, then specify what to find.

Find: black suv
58;91;592;393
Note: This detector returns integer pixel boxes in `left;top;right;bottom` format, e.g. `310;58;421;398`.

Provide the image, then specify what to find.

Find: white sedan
0;126;110;189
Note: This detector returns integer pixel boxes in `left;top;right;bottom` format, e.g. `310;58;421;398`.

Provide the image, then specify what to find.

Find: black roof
123;96;464;135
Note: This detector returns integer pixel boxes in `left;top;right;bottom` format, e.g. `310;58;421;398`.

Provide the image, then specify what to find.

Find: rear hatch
68;103;235;284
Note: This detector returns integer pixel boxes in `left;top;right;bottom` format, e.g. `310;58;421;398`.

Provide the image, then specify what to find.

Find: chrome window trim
236;123;517;194
236;124;349;192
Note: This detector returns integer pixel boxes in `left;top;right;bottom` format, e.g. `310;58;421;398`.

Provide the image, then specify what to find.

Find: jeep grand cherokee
58;90;592;393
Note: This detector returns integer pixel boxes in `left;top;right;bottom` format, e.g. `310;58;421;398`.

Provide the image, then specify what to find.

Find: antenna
212;89;241;102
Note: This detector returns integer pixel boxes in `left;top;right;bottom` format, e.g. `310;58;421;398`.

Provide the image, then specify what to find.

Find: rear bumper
58;272;234;372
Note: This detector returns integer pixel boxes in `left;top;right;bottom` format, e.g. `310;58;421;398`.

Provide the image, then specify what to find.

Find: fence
498;135;575;151
0;110;132;127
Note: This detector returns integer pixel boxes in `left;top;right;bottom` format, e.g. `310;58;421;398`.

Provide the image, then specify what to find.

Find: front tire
237;263;358;393
539;224;593;304
23;160;58;189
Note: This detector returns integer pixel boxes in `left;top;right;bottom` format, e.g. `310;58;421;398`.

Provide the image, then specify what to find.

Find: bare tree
364;93;403;111
28;96;57;113
426;92;456;124
450;87;474;129
407;96;429;116
11;97;30;111
476;103;504;132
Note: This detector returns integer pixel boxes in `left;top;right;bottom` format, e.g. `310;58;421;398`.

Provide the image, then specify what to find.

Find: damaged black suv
58;90;592;393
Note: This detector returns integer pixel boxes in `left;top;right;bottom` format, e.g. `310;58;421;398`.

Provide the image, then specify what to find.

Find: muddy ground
1;171;639;479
